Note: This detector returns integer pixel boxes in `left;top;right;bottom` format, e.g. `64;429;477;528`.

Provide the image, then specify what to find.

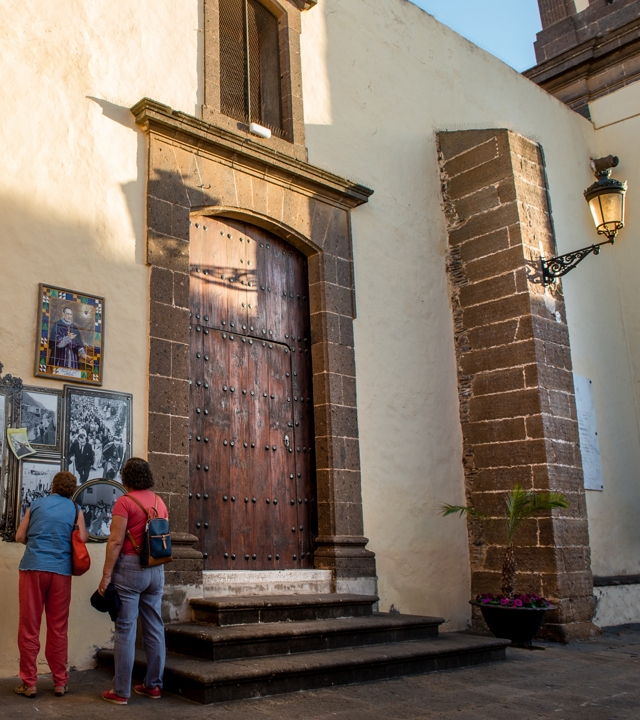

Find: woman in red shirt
98;458;168;705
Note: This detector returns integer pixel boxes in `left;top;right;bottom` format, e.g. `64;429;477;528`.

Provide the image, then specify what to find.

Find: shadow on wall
0;196;78;387
0;189;146;674
87;96;147;266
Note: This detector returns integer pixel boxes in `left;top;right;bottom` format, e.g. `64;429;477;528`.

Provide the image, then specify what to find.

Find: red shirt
112;490;169;555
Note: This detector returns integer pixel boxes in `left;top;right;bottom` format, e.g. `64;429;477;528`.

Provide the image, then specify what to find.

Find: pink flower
514;599;523;607
499;597;510;606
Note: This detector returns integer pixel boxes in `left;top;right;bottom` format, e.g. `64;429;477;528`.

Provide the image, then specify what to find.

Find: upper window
219;0;284;137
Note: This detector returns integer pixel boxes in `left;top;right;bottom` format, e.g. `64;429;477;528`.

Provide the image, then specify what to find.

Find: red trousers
18;570;71;687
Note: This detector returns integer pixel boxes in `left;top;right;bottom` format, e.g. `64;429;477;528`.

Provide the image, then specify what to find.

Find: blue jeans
112;555;165;698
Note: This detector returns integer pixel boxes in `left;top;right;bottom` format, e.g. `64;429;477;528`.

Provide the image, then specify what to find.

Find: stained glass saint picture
35;284;105;386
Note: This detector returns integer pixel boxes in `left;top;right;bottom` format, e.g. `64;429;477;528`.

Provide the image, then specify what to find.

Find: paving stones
0;624;639;719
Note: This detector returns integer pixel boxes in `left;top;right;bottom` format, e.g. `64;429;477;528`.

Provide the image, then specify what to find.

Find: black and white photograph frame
72;478;127;541
20;386;63;452
63;386;132;485
0;365;23;541
18;458;62;523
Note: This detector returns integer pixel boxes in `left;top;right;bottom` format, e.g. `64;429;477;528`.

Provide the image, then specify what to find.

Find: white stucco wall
580;84;640;579
301;0;605;629
0;0;200;677
1;0;638;679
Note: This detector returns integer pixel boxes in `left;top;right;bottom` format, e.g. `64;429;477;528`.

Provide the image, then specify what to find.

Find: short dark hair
121;457;154;490
51;471;77;498
62;306;73;314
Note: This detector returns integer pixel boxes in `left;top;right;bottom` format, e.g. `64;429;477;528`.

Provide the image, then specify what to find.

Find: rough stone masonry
437;128;598;641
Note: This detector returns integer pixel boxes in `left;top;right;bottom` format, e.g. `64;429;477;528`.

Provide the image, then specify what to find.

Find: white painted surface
336;577;379;598
574;375;604;491
203;570;333;596
0;0;200;677
594;584;640;627
577;85;640;577
1;0;639;678
301;0;598;631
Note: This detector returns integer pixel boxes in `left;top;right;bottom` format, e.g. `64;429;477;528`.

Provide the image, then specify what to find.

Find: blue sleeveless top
19;494;77;576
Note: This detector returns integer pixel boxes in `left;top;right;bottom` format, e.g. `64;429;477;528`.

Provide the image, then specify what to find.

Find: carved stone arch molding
132;98;376;594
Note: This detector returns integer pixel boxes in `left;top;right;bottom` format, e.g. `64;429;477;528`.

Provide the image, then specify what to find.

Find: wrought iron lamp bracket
541;238;614;286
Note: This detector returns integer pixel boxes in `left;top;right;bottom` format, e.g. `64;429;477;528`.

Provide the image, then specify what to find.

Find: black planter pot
471;601;555;646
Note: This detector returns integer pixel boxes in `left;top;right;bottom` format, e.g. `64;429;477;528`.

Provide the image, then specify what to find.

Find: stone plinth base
203;570;333;597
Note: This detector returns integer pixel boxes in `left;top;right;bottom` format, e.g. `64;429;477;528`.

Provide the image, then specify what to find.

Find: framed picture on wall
72;478;127;541
0;389;7;483
18;458;61;522
35;284;105;386
20;386;63;452
0;365;23;541
63;387;132;485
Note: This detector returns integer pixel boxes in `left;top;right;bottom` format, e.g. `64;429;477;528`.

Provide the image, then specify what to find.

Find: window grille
219;0;284;138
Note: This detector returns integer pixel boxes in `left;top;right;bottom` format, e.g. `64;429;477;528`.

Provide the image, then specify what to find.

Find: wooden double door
189;216;317;570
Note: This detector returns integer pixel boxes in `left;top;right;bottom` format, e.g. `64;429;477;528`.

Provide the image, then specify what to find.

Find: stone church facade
0;0;639;688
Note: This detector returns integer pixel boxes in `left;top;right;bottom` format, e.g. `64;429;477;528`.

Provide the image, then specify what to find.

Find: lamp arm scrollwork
541;239;613;286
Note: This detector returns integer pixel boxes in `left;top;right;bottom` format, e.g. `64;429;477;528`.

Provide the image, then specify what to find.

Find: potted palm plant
441;484;569;646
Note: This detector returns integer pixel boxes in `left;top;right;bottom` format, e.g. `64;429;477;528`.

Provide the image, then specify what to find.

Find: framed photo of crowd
19;459;61;522
63;387;132;485
73;478;127;541
35;284;105;386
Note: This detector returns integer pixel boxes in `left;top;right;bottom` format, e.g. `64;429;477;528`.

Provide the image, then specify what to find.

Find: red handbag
72;507;91;576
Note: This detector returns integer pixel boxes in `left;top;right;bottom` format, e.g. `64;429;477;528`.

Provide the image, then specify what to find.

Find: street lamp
542;155;627;285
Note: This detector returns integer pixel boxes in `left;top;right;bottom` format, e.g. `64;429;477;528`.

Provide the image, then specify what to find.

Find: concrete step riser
114;646;507;704
192;603;373;626
165;624;440;661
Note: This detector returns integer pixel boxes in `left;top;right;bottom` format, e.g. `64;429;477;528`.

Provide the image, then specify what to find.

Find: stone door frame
133;98;377;594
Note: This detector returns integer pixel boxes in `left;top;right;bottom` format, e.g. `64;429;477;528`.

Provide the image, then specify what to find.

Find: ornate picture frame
72;478;127;542
35;284;105;386
20;385;63;453
0;364;23;541
63;387;132;485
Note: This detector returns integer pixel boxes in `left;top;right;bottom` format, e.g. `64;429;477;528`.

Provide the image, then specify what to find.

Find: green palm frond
441;485;569;597
442;486;569;545
505;485;569;545
440;504;489;521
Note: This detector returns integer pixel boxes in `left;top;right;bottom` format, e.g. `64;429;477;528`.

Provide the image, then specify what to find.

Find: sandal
14;684;37;698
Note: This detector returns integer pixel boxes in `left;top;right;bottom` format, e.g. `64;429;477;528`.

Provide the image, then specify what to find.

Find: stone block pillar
437;129;598;641
537;0;576;28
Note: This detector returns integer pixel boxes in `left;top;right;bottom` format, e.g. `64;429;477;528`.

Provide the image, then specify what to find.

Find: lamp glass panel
599;191;624;227
588;196;605;230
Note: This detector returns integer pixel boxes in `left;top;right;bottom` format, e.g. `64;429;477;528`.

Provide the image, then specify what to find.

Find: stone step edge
98;634;509;686
166;613;445;644
190;593;379;610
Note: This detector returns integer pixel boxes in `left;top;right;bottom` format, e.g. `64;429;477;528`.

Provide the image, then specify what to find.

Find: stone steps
190;593;377;626
97;592;509;704
165;612;443;661
98;633;509;705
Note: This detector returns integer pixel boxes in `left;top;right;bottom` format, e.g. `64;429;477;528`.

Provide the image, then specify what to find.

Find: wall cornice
131;98;373;210
525;17;640;118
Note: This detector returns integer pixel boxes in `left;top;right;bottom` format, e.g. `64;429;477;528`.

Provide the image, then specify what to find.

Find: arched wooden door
189;216;317;570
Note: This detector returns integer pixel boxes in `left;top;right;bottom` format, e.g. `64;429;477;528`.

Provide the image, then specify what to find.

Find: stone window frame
203;0;308;160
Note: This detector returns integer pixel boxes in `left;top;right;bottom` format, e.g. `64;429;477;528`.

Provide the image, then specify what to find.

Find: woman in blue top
14;471;88;699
